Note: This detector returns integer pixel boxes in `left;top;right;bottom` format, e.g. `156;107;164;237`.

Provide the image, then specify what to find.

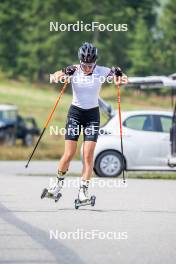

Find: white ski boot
41;171;66;203
74;179;96;209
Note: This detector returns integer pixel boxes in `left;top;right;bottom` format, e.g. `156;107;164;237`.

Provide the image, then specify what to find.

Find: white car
90;110;176;177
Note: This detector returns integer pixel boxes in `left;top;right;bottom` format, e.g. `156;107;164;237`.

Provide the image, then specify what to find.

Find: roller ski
41;176;64;203
74;180;96;209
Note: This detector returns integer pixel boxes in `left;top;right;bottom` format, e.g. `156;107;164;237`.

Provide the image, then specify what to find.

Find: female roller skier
44;42;123;205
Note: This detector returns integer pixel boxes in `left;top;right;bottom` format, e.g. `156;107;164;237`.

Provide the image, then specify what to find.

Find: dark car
0;104;40;146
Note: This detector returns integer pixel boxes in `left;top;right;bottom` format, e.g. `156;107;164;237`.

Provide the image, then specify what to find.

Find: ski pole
116;80;126;183
25;80;68;168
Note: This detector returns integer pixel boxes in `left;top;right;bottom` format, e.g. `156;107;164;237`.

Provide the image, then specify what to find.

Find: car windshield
0;110;17;121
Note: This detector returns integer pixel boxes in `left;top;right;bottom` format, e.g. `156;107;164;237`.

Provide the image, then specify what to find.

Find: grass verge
0;79;172;160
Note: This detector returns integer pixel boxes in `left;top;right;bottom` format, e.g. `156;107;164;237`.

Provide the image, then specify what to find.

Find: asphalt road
0;160;82;176
0;165;176;263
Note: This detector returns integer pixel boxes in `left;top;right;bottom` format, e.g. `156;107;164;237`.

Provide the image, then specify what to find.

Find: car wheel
94;150;125;177
23;134;34;146
4;128;16;146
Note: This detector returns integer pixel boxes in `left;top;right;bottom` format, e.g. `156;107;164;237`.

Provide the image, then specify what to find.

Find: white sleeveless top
71;65;110;109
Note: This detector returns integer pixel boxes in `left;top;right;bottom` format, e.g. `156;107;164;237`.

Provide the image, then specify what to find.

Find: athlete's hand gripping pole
116;80;126;183
25;80;68;168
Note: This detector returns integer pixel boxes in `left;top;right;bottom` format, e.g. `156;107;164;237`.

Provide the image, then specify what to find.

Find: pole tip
25;164;28;168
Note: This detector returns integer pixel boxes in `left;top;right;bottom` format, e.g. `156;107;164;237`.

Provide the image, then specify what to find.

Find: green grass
0;79;172;160
127;172;176;180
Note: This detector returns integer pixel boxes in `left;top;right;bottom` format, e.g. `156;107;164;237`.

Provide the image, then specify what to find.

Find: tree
156;0;176;74
0;0;29;77
0;0;160;81
127;16;154;75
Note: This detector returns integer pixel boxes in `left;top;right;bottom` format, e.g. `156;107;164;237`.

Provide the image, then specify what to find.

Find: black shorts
65;104;100;142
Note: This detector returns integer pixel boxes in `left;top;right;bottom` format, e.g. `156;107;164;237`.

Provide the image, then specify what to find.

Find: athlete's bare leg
58;140;77;173
81;141;97;180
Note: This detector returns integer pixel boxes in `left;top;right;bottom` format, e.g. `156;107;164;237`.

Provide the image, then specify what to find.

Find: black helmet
78;42;98;63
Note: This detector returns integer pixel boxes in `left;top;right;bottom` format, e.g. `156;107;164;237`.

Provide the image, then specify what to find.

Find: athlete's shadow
58;208;104;212
7;208;176;214
0;202;85;264
58;208;176;214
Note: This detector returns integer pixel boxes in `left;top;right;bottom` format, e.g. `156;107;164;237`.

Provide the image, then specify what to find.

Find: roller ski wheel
90;195;96;206
54;192;62;203
41;188;48;199
75;199;79;210
74;195;96;210
41;188;62;202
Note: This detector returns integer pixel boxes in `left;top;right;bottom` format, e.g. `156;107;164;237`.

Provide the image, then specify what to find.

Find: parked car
81;98;176;177
0;104;40;146
0;104;17;145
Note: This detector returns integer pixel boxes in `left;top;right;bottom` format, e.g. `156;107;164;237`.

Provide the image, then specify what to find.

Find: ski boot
74;180;96;209
41;171;66;203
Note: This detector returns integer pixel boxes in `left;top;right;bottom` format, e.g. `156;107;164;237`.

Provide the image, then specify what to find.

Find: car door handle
124;134;132;138
162;136;169;141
